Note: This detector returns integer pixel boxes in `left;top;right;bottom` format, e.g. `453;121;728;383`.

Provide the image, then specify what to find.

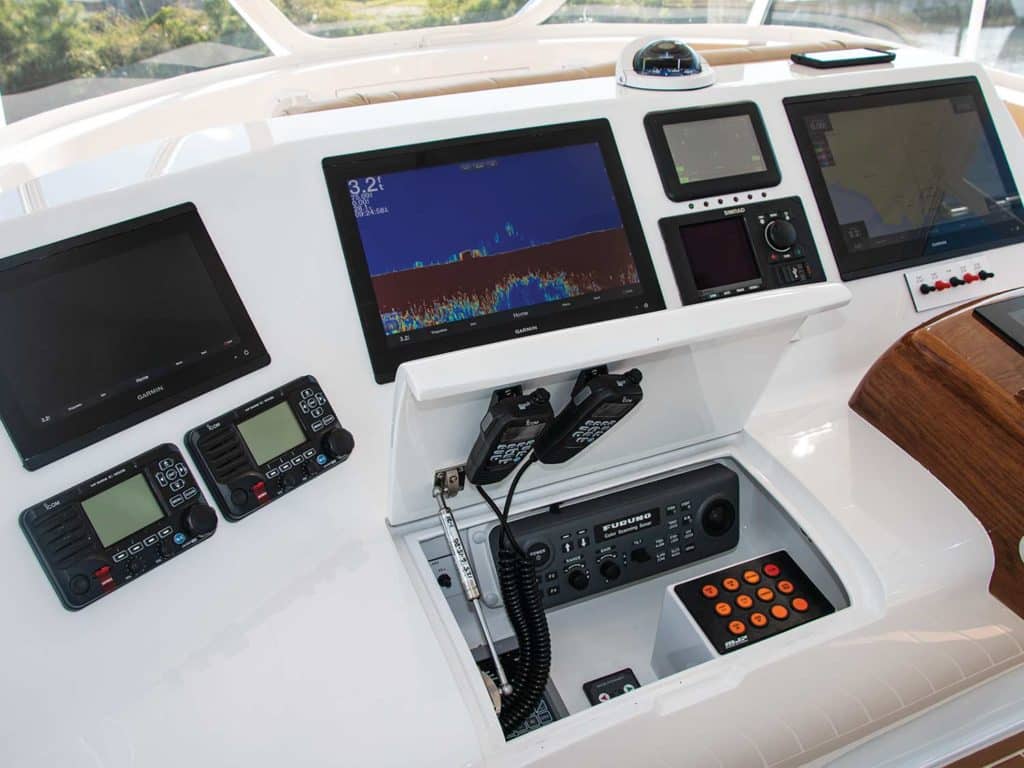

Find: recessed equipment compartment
20;444;217;610
418;455;848;729
186;375;354;521
660;198;825;304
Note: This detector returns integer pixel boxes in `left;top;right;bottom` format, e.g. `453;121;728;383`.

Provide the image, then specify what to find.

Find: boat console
1;42;1022;768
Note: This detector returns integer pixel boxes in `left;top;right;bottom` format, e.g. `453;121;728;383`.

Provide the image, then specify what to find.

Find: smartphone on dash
791;48;896;69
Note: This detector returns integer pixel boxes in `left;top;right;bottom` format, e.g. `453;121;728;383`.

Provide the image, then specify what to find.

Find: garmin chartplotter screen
786;78;1024;280
324;121;664;383
0;204;269;469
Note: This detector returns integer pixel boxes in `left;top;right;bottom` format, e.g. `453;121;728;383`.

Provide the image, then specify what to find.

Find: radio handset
465;386;553;486
532;366;643;465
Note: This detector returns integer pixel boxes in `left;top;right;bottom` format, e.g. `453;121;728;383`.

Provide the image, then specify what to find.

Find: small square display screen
237;402;306;466
82;474;164;547
663;115;768;185
679;218;761;291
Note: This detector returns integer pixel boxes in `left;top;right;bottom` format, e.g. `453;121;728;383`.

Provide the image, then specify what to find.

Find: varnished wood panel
851;291;1024;618
946;729;1024;768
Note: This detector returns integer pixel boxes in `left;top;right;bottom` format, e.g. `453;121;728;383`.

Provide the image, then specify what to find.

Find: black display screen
324;120;665;383
0;204;269;469
786;78;1024;280
679;218;762;292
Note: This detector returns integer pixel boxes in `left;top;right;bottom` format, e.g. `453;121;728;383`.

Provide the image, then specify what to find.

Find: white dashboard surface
1;48;1022;767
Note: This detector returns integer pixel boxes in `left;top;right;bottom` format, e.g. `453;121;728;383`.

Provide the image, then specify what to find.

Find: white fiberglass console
0;44;1021;768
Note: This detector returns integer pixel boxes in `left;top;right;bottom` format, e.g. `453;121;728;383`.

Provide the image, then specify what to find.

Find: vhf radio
20;444;217;610
186;375;354;521
465;386;553;485
533;366;643;464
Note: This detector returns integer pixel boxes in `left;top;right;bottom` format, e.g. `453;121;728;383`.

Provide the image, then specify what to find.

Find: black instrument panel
20;444;217;610
0;203;269;470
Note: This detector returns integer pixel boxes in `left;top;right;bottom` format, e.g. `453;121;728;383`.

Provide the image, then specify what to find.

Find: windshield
3;0;1024;125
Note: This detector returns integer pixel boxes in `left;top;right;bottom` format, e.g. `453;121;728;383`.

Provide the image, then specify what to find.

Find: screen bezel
644;102;782;203
322;120;665;384
0;203;270;470
785;77;1024;281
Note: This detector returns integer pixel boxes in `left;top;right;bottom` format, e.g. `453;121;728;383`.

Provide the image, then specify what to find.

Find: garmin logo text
595;508;660;541
137;386;165;401
514;325;539;336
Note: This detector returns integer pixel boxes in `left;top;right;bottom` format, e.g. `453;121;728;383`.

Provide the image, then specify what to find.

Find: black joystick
701;498;736;537
322;426;355;462
184;503;218;538
765;219;798;252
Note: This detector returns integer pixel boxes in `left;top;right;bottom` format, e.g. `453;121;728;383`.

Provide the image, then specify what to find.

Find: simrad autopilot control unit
186;375;354;521
20;444;218;610
490;463;739;609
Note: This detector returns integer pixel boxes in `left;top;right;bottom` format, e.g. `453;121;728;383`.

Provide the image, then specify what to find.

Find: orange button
742;569;761;585
750;612;768;628
728;620;746;635
701;584;719;599
714;601;732;617
763;563;781;578
722;577;740;592
756;587;775;602
736;594;753;609
777;579;795;595
770;604;789;620
792;597;809;612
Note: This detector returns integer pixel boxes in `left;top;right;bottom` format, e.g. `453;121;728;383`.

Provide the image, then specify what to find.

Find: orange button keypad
675;551;834;655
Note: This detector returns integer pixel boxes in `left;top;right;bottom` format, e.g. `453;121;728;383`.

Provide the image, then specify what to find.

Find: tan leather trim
284;39;890;116
1004;100;1024;135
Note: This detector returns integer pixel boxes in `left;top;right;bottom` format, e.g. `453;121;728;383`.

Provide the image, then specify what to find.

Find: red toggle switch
94;565;115;592
934;280;952;291
252;481;269;504
963;272;980;284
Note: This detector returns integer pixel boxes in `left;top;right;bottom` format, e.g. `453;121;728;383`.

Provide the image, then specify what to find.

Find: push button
763;563;781;578
756;587;775;602
701;584;719;599
792;597;809;612
750;612;768;628
777;579;795;595
742;569;760;585
722;577;740;592
770;604;790;620
728;620;746;636
714;602;732;617
252;481;269;504
736;594;753;609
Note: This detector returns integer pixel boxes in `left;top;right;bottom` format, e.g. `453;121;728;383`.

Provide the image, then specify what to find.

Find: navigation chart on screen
806;96;1016;250
347;142;641;342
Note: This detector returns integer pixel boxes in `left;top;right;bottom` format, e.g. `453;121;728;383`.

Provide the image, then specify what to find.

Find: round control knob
184;503;218;539
630;547;651;564
321;427;355;462
701;498;737;537
567;569;590;591
281;473;298;491
129;557;144;575
764;219;798;252
600;560;622;581
160;538;175;559
69;574;90;596
230;487;249;506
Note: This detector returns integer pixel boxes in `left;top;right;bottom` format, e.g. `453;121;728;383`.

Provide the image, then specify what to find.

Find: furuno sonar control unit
186;375;354;521
20;444;218;610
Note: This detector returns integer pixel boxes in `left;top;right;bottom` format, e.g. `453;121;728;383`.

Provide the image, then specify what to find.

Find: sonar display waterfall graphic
351;142;642;337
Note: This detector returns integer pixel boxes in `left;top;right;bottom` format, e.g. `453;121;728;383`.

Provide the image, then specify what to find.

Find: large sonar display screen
324;121;664;383
786;78;1024;280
